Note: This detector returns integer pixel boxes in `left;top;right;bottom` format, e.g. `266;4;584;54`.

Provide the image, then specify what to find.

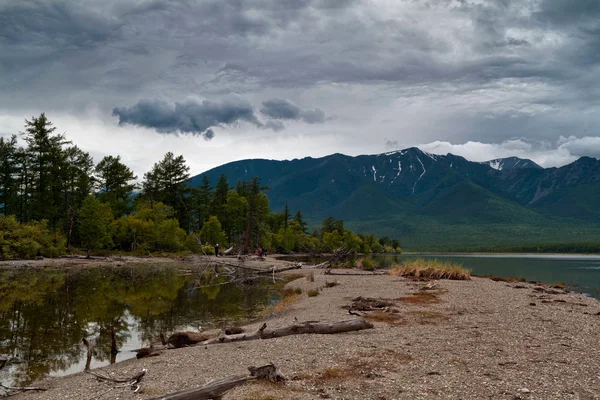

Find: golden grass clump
363;310;407;326
355;257;375;271
389;258;470;280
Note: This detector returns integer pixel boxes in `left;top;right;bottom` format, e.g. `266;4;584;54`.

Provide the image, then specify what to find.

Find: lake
3;254;600;387
0;264;282;387
377;253;600;298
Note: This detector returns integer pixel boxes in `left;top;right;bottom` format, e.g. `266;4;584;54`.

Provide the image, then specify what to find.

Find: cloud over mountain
261;98;326;124
112;97;265;139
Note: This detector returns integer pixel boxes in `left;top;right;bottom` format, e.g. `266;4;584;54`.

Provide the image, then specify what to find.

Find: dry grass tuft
307;271;315;282
363;310;407;326
397;291;442;305
389;258;470;280
310;350;413;385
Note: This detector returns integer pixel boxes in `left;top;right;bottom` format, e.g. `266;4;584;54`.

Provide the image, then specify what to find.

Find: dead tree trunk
201;319;373;345
149;364;285;400
82;338;93;371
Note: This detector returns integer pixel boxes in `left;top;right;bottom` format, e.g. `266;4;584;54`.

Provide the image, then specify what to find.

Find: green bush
0;216;66;260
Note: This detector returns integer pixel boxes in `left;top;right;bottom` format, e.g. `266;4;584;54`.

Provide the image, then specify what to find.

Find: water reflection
0;265;277;386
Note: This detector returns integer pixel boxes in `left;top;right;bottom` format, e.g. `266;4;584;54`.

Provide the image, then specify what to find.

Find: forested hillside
0;114;397;259
194;148;600;250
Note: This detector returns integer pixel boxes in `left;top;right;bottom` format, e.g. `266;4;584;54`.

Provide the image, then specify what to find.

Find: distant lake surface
0;264;281;387
281;253;600;298
376;253;600;298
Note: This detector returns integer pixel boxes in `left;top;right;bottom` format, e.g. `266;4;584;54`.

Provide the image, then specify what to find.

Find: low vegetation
389;258;470;280
355;257;375;271
307;289;320;297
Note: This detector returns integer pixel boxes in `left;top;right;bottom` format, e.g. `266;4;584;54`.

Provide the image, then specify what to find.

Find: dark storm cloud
261;99;325;124
112;98;264;139
1;0;600;160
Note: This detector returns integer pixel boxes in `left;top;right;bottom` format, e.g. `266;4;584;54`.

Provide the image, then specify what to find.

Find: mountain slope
192;149;600;250
480;156;542;171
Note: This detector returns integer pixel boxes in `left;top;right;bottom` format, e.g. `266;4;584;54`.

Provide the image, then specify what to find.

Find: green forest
0;114;401;260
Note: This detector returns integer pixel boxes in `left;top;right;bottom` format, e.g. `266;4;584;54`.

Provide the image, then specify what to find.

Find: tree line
0;114;401;259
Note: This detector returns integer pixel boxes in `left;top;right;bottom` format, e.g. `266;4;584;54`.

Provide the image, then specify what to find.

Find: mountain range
190;148;600;250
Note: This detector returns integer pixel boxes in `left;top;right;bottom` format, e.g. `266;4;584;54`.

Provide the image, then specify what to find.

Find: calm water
0;264;281;386
282;253;600;297
377;253;600;298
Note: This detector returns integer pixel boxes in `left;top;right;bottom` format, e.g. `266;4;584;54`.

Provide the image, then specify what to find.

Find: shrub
356;257;374;271
389;258;470;280
0;216;66;260
307;289;319;297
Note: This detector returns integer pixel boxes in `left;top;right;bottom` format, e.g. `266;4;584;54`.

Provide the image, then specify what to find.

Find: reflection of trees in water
0;265;274;385
0;270;81;386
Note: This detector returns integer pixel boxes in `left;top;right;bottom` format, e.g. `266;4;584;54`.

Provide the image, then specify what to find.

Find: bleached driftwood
223;246;234;255
201;319;373;345
149;363;285;400
257;263;302;275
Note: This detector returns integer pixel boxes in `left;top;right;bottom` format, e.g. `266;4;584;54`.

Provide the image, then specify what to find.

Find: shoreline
11;266;600;399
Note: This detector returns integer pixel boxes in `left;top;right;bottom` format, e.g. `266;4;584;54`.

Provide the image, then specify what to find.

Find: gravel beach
12;267;600;400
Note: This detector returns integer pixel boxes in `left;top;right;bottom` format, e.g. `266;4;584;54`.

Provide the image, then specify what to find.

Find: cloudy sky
1;0;599;177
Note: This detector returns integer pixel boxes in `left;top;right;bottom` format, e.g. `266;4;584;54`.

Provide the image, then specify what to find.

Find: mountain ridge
190;148;600;250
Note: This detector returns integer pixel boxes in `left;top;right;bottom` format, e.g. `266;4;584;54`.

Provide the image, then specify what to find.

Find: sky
1;0;599;178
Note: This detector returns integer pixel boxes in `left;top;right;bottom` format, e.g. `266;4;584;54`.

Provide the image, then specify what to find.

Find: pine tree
94;155;138;217
142;152;190;230
0;135;19;216
293;210;307;234
21;113;70;228
283;204;290;230
210;174;229;224
63;146;94;248
189;175;211;231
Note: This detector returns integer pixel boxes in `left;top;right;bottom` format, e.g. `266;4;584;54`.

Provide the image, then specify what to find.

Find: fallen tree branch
0;383;47;395
200;319;373;345
149;363;285;400
86;368;146;385
324;269;386;276
257;263;302;275
312;261;331;269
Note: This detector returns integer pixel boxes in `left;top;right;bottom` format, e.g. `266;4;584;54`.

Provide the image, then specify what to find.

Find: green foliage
142;152;191;230
0;215;65;259
323;230;343;250
94;155;137;217
79;196;114;251
200;216;227;245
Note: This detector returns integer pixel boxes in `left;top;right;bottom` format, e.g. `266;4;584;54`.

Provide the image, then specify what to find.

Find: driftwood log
149;363;285;400
257;264;302;275
201;319;373;345
82;337;93;371
324;269;386;276
0;383;47;395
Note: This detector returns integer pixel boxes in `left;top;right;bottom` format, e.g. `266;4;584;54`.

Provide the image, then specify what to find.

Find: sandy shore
0;253;297;271
12;267;600;400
